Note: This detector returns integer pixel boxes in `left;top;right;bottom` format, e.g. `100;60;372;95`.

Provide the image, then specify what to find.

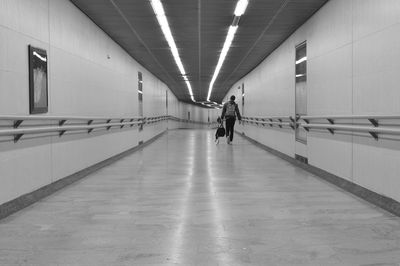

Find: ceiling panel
70;0;329;104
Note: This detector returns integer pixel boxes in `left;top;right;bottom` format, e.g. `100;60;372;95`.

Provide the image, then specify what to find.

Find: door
138;71;144;143
165;90;168;129
241;83;245;116
295;42;308;162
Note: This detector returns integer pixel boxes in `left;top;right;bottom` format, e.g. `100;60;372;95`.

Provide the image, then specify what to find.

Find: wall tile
353;0;400;41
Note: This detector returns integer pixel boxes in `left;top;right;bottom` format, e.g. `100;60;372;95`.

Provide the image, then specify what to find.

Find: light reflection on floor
0;129;400;265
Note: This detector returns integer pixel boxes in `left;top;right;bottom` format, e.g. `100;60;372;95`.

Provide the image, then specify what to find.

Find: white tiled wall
224;0;400;202
0;0;209;205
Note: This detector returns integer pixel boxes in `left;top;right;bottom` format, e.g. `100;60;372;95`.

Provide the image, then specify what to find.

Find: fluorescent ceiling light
207;0;248;102
295;56;307;65
150;0;194;102
234;0;249;16
207;26;238;101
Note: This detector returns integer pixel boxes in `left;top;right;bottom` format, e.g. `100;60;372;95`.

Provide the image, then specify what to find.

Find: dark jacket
221;100;241;120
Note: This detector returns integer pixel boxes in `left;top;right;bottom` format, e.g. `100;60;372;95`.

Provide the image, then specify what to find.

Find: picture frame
28;45;48;114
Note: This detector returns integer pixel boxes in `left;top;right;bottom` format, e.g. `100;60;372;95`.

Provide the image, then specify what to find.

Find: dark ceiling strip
108;0;180;91
198;0;202;100
219;0;291;92
232;16;241;26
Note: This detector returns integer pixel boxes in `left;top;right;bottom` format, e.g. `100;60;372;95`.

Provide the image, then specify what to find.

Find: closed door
295;42;307;144
138;72;143;143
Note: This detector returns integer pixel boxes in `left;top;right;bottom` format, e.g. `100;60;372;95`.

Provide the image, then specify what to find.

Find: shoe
227;138;230;144
215;139;219;144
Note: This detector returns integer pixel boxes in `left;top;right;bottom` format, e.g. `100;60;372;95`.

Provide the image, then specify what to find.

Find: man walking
221;95;242;144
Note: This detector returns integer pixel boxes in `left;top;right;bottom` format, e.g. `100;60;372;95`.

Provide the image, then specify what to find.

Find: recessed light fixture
207;0;248;102
234;0;249;16
150;0;195;102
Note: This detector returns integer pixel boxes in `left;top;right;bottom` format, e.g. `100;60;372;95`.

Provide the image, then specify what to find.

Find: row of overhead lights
207;0;248;102
150;0;248;104
150;0;195;102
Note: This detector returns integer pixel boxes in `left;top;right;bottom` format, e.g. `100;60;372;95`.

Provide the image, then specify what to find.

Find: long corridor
1;130;400;265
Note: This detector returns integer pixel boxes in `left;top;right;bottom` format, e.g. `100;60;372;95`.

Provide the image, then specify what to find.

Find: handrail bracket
87;120;94;133
14;134;23;143
368;118;379;127
14;120;23;128
59;120;67;126
369;132;379;140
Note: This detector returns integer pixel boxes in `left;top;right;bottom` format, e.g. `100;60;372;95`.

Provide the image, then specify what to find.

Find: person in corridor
221;95;242;144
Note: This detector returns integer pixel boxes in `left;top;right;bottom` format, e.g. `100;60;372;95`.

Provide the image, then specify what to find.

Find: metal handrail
146;116;167;124
0;115;144;122
300;115;400;121
297;115;400;140
0;115;146;143
0;117;144;142
0;114;210;142
300;123;400;140
301;123;400;133
0;121;141;136
242;116;294;129
243;115;294;121
299;115;400;128
242;119;292;125
241;114;400;140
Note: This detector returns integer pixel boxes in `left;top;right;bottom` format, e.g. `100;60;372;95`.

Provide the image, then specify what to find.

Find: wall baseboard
239;132;400;217
0;130;166;221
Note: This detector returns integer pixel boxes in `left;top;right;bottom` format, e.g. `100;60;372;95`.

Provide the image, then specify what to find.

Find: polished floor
1;130;400;265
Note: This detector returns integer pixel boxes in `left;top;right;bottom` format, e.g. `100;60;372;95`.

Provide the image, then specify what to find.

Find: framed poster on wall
28;45;48;114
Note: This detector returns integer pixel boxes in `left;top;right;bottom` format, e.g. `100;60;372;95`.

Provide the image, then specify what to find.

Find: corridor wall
0;0;209;206
225;0;400;203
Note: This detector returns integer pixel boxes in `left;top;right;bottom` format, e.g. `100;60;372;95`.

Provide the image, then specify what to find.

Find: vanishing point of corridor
1;130;400;265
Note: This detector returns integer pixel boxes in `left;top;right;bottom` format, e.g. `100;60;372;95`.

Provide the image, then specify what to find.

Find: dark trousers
225;117;236;141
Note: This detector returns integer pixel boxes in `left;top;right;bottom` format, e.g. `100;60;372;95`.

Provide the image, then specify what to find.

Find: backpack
225;102;236;117
216;126;225;137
